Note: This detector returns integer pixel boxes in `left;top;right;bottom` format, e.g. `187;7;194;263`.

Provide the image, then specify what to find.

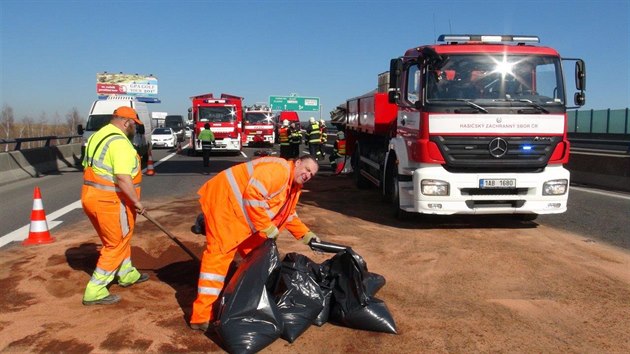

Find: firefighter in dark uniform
318;119;327;159
289;122;302;158
305;117;322;159
278;119;291;159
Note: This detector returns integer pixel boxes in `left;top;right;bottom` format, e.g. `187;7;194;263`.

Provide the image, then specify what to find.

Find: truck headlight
543;179;568;195
421;179;449;196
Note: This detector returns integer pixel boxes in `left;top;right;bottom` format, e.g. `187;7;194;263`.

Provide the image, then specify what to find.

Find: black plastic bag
321;247;398;334
274;253;325;342
192;213;205;235
212;239;283;354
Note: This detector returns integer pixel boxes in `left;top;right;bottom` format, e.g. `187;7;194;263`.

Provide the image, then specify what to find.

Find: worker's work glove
301;231;320;245
135;201;146;216
261;224;280;240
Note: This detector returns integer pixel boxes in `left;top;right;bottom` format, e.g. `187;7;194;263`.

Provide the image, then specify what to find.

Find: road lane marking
570;186;630;200
1;151;183;248
0;200;81;248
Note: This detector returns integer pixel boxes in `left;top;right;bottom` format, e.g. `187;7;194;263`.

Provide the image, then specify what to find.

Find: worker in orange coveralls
81;106;149;306
189;154;321;331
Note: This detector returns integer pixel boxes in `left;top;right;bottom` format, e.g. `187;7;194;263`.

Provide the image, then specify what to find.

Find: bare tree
65;107;81;135
1;104;15;152
38;111;48;137
22;116;35;148
51;112;61;136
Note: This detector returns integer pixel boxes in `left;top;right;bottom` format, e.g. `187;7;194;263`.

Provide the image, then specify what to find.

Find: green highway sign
269;95;320;111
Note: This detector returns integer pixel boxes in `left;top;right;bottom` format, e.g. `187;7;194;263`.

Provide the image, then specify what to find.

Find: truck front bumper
400;164;570;215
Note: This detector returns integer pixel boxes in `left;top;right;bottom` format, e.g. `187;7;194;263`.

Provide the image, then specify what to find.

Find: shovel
141;211;200;263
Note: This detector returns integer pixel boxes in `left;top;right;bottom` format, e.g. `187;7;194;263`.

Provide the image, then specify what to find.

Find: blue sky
1;0;629;122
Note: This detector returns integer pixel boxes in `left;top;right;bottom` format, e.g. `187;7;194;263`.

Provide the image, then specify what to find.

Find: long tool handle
142;212;200;263
308;239;349;254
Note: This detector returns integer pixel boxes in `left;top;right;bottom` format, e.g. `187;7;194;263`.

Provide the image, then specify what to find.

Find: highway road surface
0;144;628;352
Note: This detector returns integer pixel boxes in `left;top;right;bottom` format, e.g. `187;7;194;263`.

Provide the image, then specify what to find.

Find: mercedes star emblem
489;137;508;158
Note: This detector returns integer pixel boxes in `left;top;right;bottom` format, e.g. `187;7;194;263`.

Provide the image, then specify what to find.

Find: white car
151;127;177;148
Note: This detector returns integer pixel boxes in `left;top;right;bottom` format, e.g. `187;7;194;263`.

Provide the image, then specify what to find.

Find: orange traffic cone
146;152;156;176
23;186;55;246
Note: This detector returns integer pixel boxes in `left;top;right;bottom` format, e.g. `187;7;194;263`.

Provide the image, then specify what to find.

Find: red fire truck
189;93;244;154
340;34;586;220
243;103;274;146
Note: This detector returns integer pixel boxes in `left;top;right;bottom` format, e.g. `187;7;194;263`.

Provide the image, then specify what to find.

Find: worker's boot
82;294;121;306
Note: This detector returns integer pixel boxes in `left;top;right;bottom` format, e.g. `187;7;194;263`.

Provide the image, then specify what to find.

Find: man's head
309;117;315;123
293;155;319;185
113;106;141;138
204;123;210;129
283;119;289;127
337;131;345;140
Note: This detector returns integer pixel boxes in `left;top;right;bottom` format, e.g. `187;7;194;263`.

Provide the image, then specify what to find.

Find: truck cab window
424;54;564;105
406;66;421;104
199;107;235;123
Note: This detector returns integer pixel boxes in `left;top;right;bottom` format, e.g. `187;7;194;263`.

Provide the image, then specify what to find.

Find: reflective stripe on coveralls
82;127;143;302
191;157;310;324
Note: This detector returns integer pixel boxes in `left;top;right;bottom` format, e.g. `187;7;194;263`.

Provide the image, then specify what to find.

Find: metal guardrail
0;135;82;151
568;133;630;153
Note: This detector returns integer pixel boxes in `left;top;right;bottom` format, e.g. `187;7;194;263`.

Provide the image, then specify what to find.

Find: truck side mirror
388;58;402;103
574;92;586;106
137;124;145;135
77;124;84;135
575;59;586;91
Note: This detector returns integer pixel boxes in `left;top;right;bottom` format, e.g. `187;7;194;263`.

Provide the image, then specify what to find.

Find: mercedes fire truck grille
432;136;560;172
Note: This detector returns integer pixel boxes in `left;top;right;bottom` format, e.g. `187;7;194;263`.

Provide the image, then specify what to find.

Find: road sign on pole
269;95;320;111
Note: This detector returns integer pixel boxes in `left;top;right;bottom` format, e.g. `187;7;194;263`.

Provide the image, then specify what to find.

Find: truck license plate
479;178;516;189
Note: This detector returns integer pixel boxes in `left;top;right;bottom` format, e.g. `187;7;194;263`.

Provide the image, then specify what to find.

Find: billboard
96;72;159;102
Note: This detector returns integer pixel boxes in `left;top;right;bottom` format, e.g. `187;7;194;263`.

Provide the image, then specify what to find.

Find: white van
78;95;153;162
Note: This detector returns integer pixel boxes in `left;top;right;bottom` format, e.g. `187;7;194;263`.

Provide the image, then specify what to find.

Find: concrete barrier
567;150;630;192
0;144;83;186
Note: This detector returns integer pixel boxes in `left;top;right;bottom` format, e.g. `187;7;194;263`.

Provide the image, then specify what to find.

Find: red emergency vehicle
340;34;586;220
189;93;244;154
243;104;274;146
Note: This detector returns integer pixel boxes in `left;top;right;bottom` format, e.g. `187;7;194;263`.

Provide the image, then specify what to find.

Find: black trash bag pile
212;239;397;354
